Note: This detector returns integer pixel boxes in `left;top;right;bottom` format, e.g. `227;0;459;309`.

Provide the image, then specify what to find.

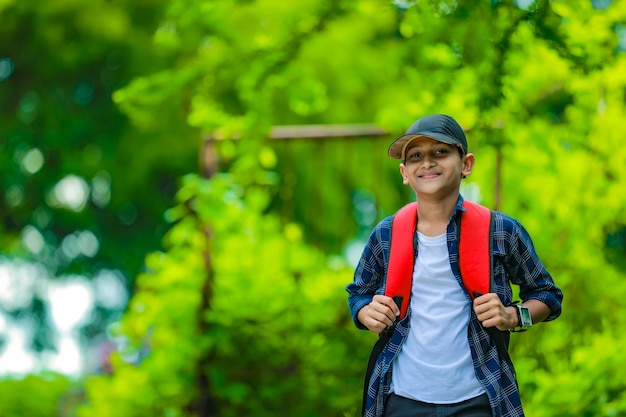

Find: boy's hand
473;293;517;331
358;295;401;334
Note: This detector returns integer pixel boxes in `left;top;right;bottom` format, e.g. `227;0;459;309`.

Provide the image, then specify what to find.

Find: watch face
520;306;532;326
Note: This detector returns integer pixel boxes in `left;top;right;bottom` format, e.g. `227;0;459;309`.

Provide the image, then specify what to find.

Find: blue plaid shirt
346;196;563;417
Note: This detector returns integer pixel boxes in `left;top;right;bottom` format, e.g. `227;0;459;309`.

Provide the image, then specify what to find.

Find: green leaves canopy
2;0;626;416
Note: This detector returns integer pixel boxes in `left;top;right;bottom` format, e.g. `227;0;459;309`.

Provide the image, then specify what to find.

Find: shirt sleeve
502;215;563;322
345;218;392;330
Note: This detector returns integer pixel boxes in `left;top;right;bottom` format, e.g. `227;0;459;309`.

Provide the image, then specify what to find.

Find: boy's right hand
357;295;401;334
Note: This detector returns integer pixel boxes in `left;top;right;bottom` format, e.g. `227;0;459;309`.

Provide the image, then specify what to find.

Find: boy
346;114;563;417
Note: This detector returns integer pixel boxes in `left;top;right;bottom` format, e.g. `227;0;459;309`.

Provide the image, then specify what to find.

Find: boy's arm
346;219;392;330
504;217;563;322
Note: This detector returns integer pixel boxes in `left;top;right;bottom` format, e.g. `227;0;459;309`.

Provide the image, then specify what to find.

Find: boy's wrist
508;306;519;330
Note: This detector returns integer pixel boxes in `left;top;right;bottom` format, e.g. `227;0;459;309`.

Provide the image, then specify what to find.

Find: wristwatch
511;304;532;332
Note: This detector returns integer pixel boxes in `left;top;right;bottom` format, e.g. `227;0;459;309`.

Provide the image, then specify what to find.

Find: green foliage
0;373;78;417
79;174;371;417
0;0;197;381
0;0;194;279
516;327;626;417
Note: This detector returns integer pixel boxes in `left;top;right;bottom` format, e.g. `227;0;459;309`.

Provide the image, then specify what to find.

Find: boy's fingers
390;298;401;316
374;311;394;327
372;295;398;320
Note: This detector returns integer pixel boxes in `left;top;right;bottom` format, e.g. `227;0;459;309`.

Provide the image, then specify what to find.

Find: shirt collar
454;194;466;213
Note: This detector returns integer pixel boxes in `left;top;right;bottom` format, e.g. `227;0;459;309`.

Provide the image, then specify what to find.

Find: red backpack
385;200;493;317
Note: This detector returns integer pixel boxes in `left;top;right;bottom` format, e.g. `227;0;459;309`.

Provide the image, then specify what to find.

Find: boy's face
399;136;474;199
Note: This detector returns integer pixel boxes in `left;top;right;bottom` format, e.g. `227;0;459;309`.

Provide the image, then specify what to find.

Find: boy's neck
415;192;459;237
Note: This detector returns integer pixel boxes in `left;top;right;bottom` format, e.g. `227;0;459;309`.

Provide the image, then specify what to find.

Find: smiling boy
346;114;563;417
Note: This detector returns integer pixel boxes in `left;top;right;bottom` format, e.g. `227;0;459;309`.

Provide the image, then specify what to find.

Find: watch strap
510;304;531;332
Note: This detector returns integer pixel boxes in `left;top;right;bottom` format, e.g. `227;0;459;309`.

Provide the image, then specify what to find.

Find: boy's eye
406;146;452;161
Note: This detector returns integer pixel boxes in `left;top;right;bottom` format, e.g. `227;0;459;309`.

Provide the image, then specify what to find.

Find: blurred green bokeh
1;0;626;416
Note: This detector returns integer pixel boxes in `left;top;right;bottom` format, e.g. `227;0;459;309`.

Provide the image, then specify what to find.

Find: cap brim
387;133;460;159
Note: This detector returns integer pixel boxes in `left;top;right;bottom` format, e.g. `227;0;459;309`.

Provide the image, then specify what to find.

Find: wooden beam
206;123;390;142
270;123;388;140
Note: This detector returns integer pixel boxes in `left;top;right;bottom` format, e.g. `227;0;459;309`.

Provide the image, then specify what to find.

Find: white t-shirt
391;232;485;404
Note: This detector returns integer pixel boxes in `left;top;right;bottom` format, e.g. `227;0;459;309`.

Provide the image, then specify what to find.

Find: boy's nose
421;156;436;167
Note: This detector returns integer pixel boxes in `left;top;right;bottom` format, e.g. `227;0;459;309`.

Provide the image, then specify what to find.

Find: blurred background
1;0;625;416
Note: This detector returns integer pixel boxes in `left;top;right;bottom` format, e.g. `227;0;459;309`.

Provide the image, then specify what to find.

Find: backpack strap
458;200;492;299
384;202;417;319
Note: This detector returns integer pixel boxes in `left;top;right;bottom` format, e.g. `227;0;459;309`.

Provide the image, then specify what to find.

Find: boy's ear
462;153;475;178
399;163;409;184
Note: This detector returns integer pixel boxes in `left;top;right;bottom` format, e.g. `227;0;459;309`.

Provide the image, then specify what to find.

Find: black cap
388;114;468;160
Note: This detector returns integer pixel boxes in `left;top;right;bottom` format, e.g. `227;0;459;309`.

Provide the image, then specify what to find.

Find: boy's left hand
473;293;517;331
